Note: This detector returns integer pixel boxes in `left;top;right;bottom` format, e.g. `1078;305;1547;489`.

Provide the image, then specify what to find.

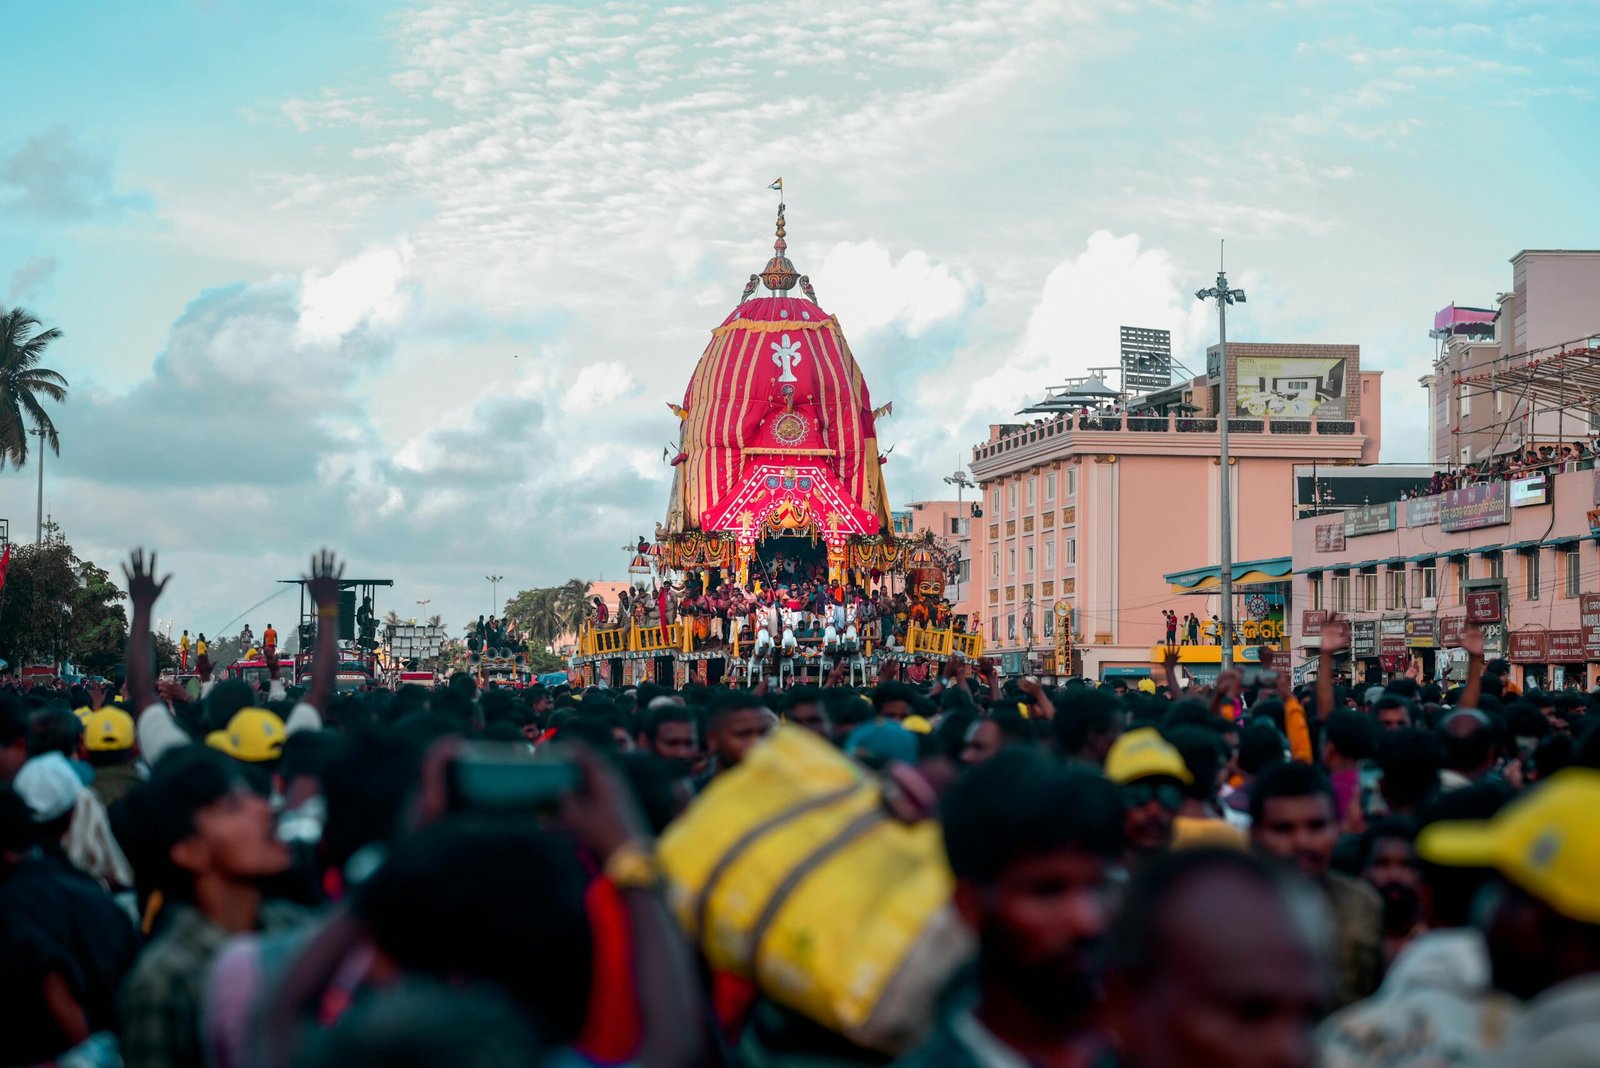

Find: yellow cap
83;708;135;751
74;705;93;721
1137;678;1158;694
1104;727;1193;786
206;708;287;763
901;714;933;735
1418;769;1600;925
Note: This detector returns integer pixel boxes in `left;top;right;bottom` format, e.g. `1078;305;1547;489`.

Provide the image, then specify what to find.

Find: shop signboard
1264;650;1292;674
1315;523;1346;552
1301;609;1329;635
1439;615;1465;647
1405;616;1437;648
1405;495;1441;527
1509;629;1549;664
1481;621;1506;658
1351;620;1378;658
1378;619;1407;660
1547;630;1586;663
1441;481;1510;532
1465;590;1502;624
1582;594;1600;660
1344;503;1397;537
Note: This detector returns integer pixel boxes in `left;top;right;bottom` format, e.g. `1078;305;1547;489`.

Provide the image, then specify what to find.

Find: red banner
1465;590;1502;624
1509;629;1549;664
1439;615;1465;647
1547;630;1586;663
1301;609;1329;635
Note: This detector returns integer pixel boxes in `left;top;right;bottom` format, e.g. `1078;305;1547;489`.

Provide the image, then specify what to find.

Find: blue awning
1503;540;1541;553
1164;556;1293;593
1471;545;1503;555
1549;536;1581;547
1406;552;1439;562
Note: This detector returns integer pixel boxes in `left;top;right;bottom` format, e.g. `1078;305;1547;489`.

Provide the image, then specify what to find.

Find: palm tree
384;609;403;627
0;309;70;469
427;614;443;628
556;578;589;635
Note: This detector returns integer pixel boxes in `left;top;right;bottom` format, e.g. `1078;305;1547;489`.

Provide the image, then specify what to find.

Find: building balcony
971;412;1364;474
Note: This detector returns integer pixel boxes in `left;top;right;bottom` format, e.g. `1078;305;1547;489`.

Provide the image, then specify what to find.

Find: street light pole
30;428;46;546
1196;246;1247;672
486;575;503;619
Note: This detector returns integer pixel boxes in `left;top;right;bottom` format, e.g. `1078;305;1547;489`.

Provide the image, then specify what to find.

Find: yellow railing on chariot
578;620;693;657
905;623;984;659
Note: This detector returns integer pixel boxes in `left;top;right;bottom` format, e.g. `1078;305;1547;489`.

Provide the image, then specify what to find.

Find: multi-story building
970;343;1382;682
1422;250;1600;466
1289;462;1600;691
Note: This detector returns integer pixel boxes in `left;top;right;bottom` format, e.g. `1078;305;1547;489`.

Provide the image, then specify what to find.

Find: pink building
1422;250;1600;466
970;343;1382;681
1290;463;1600;691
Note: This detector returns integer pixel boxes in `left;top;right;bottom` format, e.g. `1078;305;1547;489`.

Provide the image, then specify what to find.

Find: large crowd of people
600;566;967;656
1415;438;1599;498
2;547;1599;1068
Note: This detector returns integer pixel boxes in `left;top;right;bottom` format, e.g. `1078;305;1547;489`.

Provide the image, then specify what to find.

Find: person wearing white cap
15;750;134;894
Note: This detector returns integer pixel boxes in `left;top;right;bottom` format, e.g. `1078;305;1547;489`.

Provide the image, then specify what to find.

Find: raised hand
304;549;346;609
122;549;171;607
1460;624;1485;659
1321;615;1351;656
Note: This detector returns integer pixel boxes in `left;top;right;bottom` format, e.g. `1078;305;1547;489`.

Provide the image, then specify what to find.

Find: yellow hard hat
1418;769;1600;925
1104;727;1193;786
205;708;287;763
84;708;136;752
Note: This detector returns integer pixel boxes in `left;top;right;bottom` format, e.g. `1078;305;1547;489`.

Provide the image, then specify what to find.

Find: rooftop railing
973;413;1358;461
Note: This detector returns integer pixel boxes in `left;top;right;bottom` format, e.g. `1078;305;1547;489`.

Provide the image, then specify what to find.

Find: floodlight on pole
1194;242;1246;672
486;575;504;619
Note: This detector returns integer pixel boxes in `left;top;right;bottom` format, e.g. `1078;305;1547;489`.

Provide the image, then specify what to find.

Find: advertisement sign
1547;631;1586;663
1405;617;1437;648
1510;474;1548;508
1344;503;1398;537
1315;523;1346;552
1405;495;1441;527
1441;481;1510;532
1054;602;1073;669
1582;594;1600;660
1589;508;1600;535
1301;609;1329;635
1465;590;1503;624
1265;650;1293;674
1439;615;1465;647
1234;356;1349;418
1351;620;1377;658
1379;619;1407;659
1509;630;1549;664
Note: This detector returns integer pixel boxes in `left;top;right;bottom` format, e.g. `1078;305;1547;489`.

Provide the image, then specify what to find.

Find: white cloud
562;361;635;413
295;242;412;345
813;241;978;338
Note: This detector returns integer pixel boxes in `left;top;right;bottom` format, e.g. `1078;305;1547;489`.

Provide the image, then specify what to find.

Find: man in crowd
1105;727;1190;862
700;690;771;780
637;701;698;774
1418;769;1600;1064
0;784;140;1064
1106;849;1330;1068
1250;761;1384;1008
1317;782;1516;1068
897;749;1123;1067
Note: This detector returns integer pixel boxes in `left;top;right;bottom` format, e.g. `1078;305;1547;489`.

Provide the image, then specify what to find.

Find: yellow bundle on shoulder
659;725;970;1054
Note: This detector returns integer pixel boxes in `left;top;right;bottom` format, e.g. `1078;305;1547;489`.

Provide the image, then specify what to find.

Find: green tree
0;308;70;469
69;560;129;674
0;540;76;666
503;587;560;650
152;632;178;673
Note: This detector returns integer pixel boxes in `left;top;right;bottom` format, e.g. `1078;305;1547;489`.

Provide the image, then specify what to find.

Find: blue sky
3;0;1598;635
